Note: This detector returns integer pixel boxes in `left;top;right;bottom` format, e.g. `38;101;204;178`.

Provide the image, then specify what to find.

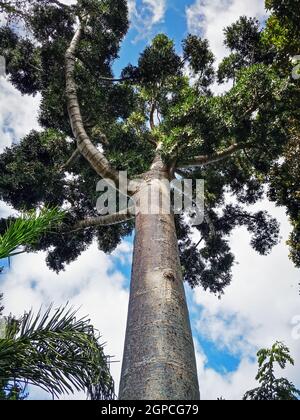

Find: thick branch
72;207;135;231
59;132;109;173
178;143;252;169
65;23;119;185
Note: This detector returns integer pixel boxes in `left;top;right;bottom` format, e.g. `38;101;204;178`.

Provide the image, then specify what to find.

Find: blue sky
0;0;300;400
115;1;194;72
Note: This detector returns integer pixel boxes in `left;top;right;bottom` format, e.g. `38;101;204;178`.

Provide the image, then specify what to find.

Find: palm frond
0;305;115;400
0;208;65;260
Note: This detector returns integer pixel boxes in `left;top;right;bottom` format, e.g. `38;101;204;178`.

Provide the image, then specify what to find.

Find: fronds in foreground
0;305;115;400
0;207;65;260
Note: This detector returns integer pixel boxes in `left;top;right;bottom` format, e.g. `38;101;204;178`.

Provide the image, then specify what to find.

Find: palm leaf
0;305;115;400
0;208;65;260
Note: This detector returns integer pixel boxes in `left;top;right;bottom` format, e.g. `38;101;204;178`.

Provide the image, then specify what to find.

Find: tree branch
97;76;135;83
150;102;156;131
59;129;109;173
71;207;136;232
65;23;119;185
59;149;81;173
178;143;252;169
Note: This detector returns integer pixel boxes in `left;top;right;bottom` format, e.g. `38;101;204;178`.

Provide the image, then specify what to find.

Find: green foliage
124;34;183;92
244;342;300;400
218;16;275;83
0;0;299;294
0;207;64;259
215;2;300;278
224;16;261;54
177;202;280;294
259;0;300;269
268;130;300;267
183;35;215;89
263;0;300;56
0;304;114;400
0;130;70;209
162;63;291;166
0;26;41;95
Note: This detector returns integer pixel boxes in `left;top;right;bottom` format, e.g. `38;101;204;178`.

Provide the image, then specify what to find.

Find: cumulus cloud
128;0;167;41
0;201;15;218
0;79;40;152
195;344;258;400
186;0;267;63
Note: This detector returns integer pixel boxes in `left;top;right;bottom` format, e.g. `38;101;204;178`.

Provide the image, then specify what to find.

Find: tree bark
119;165;200;400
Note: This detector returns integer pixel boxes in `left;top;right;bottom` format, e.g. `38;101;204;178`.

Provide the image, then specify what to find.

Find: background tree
243;342;300;400
0;0;299;399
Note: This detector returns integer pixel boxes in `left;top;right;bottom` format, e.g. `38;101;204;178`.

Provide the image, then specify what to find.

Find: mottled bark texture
119;165;200;400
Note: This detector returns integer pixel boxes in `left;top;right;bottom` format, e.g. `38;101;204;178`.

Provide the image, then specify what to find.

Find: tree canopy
0;0;299;296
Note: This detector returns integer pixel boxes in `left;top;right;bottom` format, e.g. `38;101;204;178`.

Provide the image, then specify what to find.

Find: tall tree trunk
119;165;200;400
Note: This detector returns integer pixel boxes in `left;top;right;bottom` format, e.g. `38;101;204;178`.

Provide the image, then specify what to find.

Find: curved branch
178;143;252;169
59;131;109;173
65;23;119;185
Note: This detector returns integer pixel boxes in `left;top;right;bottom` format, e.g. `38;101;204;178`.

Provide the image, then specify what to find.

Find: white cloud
193;202;300;399
195;344;258;400
186;0;267;63
60;0;77;4
0;201;15;218
128;0;167;41
142;0;166;25
0;79;40;152
0;241;131;399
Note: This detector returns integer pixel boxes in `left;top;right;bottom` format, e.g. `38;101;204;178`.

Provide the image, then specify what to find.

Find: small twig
59;149;81;173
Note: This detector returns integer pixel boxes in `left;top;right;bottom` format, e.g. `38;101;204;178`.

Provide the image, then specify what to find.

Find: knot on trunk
163;270;176;282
